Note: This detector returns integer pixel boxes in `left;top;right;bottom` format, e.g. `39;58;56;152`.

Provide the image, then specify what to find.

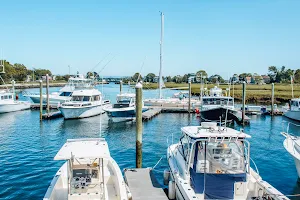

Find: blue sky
0;0;299;78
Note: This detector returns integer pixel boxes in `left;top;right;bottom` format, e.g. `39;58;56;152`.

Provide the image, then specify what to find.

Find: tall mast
159;12;164;99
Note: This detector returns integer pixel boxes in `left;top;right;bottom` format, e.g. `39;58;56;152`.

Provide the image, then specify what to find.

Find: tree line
0;60;52;84
130;66;300;84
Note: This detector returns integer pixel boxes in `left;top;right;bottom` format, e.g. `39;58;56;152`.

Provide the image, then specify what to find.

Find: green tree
294;69;300;83
166;76;172;82
145;73;156;82
239;73;252;81
196;70;208;82
182;74;188;83
132;72;142;82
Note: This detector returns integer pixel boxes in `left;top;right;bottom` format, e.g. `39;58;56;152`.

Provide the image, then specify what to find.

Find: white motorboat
0;90;31;113
281;130;300;179
24;74;93;105
43;138;130;200
283;98;300;121
104;93;148;122
58;89;110;119
200;86;236;123
144;91;202;108
165;122;288;200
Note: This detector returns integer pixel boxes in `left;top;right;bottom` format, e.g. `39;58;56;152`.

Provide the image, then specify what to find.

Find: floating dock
142;108;162;120
124;168;168;200
30;104;58;110
231;110;250;124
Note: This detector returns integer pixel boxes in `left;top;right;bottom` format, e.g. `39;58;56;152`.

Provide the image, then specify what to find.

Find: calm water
0;84;300;199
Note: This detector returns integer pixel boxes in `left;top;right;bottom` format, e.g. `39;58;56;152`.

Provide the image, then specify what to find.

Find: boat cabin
0;91;14;101
290;99;300;111
113;93;135;108
70;90;101;102
202;97;234;106
177;123;251;199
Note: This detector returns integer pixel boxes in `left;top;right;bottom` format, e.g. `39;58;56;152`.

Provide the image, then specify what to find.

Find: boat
58;89;110;119
165;122;288;200
283;98;300;121
0;89;31;113
200;86;236;123
24;74;93;105
104;93;148;122
43;138;130;200
281;127;300;179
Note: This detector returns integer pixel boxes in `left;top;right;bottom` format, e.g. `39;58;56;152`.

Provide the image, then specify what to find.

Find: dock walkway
124;168;168;200
142;108;162;120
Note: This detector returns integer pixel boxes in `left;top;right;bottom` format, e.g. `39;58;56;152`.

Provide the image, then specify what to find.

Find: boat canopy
181;123;251;139
54;138;110;160
71;89;101;97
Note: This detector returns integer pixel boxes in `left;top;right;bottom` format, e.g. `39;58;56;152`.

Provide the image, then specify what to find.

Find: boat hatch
54;138;110;160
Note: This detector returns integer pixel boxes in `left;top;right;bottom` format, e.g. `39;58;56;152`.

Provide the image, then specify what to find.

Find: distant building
187;73;196;83
41;76;53;81
26;75;31;82
245;76;252;84
262;75;270;84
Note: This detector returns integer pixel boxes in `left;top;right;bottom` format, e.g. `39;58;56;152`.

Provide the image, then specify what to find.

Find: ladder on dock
124;168;168;200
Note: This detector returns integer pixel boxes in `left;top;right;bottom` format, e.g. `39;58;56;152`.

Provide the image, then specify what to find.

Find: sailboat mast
159;12;164;99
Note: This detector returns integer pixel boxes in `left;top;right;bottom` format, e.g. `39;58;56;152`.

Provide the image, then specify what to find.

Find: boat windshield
0;95;13;100
117;97;133;104
72;96;91;102
202;98;234;106
60;92;72;97
193;140;245;174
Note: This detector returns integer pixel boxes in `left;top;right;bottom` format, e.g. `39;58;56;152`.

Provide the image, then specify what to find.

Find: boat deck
124;168;168;200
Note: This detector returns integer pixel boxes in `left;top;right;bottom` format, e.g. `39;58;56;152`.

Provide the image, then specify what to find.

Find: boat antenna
158;11;164;99
100;74;103;137
96;54;117;76
88;53;111;77
136;56;146;83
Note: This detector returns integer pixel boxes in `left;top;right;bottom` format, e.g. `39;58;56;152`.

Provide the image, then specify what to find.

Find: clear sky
0;0;299;78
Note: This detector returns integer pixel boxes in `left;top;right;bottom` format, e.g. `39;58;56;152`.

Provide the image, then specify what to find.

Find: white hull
59;105;105;119
282;133;300;178
28;95;70;105
284;110;300;121
0;101;31;113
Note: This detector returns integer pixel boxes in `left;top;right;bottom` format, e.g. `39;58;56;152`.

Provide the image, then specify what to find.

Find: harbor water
0;83;300;199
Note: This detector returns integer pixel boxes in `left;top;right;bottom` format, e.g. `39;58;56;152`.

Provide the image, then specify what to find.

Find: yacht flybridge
166;122;288;200
43;138;130;200
24;74;94;105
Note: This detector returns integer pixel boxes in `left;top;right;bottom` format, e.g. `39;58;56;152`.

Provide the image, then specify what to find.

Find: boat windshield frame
185;135;250;175
202;97;234;106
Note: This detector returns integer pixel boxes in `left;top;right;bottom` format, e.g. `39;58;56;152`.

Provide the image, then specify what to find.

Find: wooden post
46;74;50;113
39;80;43;120
271;83;274;115
11;80;15;101
188;79;191;113
135;82;143;168
120;80;122;94
242;82;246;125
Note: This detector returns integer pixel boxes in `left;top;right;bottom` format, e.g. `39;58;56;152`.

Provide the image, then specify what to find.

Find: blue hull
107;108;148;118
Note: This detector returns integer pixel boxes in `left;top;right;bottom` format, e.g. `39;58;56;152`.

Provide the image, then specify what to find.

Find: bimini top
54;138;110;160
72;89;101;96
181;123;251;139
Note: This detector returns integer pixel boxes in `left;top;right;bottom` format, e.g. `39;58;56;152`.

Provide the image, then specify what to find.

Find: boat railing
249;157;259;175
281;121;300;153
22;91;46;96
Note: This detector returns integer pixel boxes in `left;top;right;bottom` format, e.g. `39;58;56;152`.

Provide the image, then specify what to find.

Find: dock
231;110;250;124
30;104;58;110
124;168;168;200
142;108;162;120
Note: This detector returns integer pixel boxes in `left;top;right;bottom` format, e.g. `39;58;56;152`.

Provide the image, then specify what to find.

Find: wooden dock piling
271;83;274;116
120;80;122;94
46;74;50;113
188;79;191;113
39;80;43;120
11;80;15;100
242;82;246;125
135;82;143;168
